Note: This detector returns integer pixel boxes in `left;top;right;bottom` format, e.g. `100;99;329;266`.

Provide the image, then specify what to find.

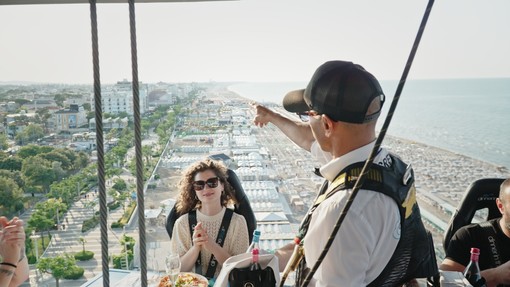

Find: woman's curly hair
175;158;237;215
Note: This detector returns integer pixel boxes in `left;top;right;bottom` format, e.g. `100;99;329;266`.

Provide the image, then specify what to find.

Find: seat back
442;178;504;253
166;168;257;243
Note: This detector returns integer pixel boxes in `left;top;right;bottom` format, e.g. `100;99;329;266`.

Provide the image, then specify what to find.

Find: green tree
117;111;129;119
78;237;86;253
141;119;151;136
37;254;83;287
15;124;45;145
106;128;118;142
18;144;54;159
86;111;95;121
0;170;24;188
14;99;31;106
0;155;23;171
48;180;77;205
0;176;24;215
74;152;89;170
27;211;54;249
54;94;66;107
112;178;127;192
35;107;52;131
142;145;152;166
44;198;67;224
40;151;72;171
22;156;56;192
0;133;8;150
82;103;91;111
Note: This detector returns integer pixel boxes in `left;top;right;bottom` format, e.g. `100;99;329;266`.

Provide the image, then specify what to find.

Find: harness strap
294;165;384;286
296;166;384;243
479;220;502;267
188;208;234;278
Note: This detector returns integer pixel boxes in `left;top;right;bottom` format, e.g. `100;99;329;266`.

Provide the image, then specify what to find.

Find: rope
128;1;147;286
89;1;109;286
299;1;435;286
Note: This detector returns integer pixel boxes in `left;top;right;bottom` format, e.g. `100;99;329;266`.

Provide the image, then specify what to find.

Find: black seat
442;178;504;253
165;168;257;242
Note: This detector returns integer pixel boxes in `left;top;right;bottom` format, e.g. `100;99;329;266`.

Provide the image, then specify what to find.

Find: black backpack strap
367;154;439;286
479;220;503;267
205;208;234;278
188;209;234;278
188;210;202;274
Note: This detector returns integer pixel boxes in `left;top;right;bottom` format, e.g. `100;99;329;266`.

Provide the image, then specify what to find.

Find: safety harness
295;154;438;286
188;208;234;279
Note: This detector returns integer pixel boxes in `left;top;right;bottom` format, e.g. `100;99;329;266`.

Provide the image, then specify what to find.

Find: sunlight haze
1;0;509;84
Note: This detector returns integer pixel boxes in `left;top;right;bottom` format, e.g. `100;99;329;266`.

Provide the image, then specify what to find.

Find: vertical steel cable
299;1;435;286
89;1;109;286
128;1;147;286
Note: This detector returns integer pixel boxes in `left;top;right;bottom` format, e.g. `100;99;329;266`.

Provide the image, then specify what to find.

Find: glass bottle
250;248;262;271
246;229;261;253
463;247;487;287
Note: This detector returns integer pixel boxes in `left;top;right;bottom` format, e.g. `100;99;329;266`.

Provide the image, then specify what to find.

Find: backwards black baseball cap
283;60;385;124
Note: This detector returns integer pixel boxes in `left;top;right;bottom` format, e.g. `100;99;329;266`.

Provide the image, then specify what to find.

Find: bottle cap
253;230;261;236
252;248;259;255
470;247;480;255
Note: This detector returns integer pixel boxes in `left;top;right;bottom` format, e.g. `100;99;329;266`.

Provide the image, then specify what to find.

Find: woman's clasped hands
192;222;210;248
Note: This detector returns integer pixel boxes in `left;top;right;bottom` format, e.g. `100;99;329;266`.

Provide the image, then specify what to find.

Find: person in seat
170;158;249;279
440;178;510;287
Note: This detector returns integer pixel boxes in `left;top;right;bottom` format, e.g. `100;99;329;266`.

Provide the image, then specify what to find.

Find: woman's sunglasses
193;177;220;191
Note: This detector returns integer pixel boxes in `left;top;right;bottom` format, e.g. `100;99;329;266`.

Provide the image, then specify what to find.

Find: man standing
441;178;510;287
276;60;435;286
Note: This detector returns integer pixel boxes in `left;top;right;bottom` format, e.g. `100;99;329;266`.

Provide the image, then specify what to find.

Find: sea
228;78;510;170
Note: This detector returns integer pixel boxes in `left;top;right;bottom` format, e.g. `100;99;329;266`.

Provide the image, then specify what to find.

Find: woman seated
171;158;249;279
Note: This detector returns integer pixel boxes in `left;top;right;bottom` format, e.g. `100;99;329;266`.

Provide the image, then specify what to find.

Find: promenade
19;180;136;287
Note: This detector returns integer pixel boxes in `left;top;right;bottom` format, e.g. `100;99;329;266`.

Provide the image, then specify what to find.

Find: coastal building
88;117;129;132
146;83;176;107
52;104;88;132
68;132;97;151
97;80;148;115
0;101;19;113
24;98;58;110
4;111;37;138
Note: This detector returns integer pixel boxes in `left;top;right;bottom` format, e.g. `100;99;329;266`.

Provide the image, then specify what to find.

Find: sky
1;0;510;84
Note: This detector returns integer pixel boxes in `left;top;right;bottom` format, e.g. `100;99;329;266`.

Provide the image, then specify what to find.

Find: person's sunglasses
296;111;310;122
296;111;318;122
193;177;220;191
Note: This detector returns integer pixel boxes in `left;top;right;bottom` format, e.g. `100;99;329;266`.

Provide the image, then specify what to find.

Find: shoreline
218;86;510;195
220;87;510;252
225;83;510;170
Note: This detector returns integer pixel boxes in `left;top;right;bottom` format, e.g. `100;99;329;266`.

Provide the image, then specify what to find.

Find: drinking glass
165;253;181;284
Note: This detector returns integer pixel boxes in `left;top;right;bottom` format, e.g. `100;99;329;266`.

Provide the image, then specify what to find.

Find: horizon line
2;76;510;86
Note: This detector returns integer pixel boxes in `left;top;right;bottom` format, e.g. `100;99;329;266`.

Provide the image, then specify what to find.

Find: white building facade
97;80;148;115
